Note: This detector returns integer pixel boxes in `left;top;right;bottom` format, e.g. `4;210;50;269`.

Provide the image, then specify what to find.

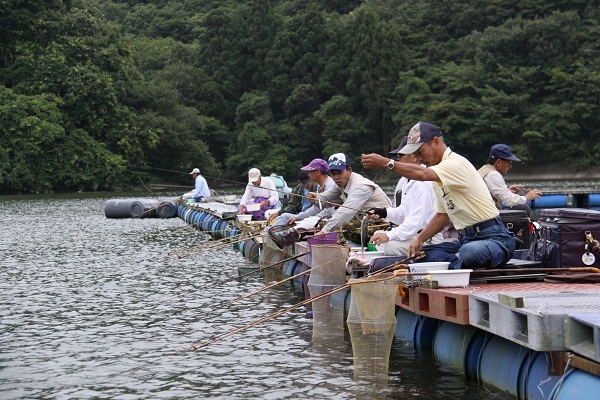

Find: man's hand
238;205;246;214
370;231;389;246
286;216;298;225
307;192;317;204
367;207;387;220
407;238;424;258
267;211;279;223
508;184;523;194
260;200;269;209
361;153;388;169
525;189;542;201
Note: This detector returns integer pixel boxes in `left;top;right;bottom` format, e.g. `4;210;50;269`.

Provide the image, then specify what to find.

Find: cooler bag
536;208;600;268
499;209;532;250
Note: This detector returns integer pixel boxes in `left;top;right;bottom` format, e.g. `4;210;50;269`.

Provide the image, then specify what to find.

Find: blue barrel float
549;368;600;399
530;194;568;209
479;336;531;397
518;351;562;400
582;193;600;208
432;322;479;373
394;307;419;342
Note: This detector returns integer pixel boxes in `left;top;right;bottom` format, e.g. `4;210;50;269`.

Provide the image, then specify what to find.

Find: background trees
1;0;598;193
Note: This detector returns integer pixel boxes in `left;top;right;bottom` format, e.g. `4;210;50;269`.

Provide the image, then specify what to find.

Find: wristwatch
386;159;395;170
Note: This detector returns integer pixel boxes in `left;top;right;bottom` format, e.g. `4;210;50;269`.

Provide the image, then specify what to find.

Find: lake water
0;192;527;399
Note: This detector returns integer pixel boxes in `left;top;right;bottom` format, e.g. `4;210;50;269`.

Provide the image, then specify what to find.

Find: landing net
308;244;349;340
347;275;398;381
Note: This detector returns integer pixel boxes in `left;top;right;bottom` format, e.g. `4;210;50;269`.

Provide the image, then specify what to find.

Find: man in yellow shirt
361;122;515;269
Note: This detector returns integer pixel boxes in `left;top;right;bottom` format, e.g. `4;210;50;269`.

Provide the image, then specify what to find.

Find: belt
458;217;501;237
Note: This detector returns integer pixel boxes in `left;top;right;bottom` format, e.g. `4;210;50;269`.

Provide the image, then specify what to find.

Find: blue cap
490;144;521;162
390;136;408;155
327;153;352;171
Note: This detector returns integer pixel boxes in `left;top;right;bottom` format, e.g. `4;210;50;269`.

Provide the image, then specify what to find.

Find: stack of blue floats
176;205;267;263
395;308;600;399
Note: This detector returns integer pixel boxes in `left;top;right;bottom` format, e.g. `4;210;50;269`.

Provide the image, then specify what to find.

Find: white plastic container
408;262;450;279
237;214;252;222
428;269;473;288
359;250;385;261
245;203;261;212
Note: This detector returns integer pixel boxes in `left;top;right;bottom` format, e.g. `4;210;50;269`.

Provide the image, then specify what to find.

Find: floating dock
178;202;600;398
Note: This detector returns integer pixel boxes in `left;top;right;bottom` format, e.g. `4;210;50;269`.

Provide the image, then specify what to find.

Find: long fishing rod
167;227;244;256
203;252;308;290
190;255;424;351
177;232;263;259
210;251;424;311
210;255;338;311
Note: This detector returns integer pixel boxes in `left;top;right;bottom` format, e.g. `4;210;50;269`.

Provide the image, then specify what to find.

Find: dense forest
1;0;598;193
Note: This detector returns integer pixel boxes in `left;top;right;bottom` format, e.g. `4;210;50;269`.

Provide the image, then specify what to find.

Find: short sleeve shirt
429;148;499;230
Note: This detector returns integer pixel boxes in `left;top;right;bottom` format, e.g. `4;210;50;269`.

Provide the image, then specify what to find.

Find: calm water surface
1;193;511;399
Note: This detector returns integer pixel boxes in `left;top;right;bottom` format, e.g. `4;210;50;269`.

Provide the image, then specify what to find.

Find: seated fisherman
182;167;210;202
361;121;515;269
238;168;279;221
283;158;337;227
311;153;392;234
368;137;444;256
478;144;542;216
268;170;316;225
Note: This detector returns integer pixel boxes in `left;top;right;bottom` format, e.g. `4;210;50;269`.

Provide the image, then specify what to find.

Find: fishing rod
176;232;262;259
167;227;244;256
210;256;338;311
203;252;308;290
190;254;425;351
210;251;425;310
134;165;387;216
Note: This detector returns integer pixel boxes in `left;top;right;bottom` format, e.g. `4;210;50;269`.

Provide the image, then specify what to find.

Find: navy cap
327;153;352;171
399;122;443;154
490;144;521;162
389;136;408;155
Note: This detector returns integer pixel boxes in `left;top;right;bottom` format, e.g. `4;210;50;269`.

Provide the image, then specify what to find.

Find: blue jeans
419;217;515;269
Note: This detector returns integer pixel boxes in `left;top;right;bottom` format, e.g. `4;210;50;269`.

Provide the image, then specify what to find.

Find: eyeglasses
502;159;513;165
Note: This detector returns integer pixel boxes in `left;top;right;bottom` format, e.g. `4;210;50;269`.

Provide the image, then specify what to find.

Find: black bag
499;209;532;250
533;208;600;268
528;225;560;267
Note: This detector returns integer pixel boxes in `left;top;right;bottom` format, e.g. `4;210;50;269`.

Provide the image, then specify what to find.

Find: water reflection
1;195;505;399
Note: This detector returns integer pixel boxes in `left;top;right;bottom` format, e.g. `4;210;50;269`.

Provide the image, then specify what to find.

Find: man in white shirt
238;168;279;221
182;168;210;202
478;144;542;216
368;138;444;256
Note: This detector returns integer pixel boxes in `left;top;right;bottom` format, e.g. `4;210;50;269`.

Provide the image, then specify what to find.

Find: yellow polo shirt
429;148;499;230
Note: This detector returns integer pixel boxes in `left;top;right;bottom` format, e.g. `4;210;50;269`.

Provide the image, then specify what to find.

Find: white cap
189;168;200;174
248;168;261;183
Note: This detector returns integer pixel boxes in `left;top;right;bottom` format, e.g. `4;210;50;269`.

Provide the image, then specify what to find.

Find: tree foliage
1;0;599;193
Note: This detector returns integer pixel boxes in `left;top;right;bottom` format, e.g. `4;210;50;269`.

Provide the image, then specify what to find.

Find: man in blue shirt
182;168;211;202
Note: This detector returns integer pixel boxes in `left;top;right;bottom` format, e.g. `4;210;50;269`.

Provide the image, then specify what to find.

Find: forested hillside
1;0;598;193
